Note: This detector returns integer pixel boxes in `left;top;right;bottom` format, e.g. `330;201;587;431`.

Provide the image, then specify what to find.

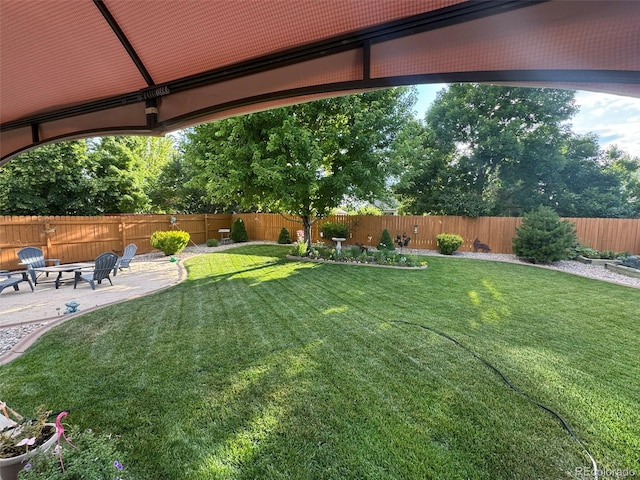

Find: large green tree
88;136;174;214
148;153;230;213
183;88;415;243
393;119;489;216
0;141;96;215
396;84;637;217
0;136;177;216
427;84;577;216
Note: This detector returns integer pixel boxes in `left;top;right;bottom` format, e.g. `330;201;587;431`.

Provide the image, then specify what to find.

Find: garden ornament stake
54;411;76;472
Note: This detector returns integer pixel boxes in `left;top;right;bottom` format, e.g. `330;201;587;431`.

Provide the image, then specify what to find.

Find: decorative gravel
404;248;640;289
0;323;47;356
2;243;637;359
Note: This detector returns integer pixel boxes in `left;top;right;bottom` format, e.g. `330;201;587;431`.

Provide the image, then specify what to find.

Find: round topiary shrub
436;233;464;255
151;230;190;255
320;222;349;240
513;206;576;263
231;218;249;242
378;229;395;251
206;238;219;247
278;227;293;244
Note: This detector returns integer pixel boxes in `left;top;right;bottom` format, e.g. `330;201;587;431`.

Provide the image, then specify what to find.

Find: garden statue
63;300;79;314
473;238;491;253
396;233;411;249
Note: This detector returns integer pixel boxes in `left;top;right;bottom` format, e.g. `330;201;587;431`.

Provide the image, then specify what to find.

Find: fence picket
1;214;638;270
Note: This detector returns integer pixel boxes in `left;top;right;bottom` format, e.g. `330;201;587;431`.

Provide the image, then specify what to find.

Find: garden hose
39;319;599;480
389;319;599;480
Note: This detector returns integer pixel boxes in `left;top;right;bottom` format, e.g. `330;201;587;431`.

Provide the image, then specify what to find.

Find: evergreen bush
436;233;464;255
320;222;349;240
150;230;190;255
277;227;293;244
513;206;577;263
231;218;249;242
206;238;219;247
378;229;395;251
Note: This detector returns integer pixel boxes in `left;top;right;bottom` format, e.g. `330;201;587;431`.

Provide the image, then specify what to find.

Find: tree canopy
0;141;95;215
1;84;638;220
0;136;176;216
181;88;416;242
394;84;639;217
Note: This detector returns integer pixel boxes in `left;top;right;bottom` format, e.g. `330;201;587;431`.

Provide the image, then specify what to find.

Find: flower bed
290;243;428;269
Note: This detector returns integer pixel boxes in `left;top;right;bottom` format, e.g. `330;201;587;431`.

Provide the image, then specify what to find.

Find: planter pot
0;424;57;480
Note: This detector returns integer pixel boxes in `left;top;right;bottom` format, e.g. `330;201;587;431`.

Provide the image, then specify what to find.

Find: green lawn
1;245;638;479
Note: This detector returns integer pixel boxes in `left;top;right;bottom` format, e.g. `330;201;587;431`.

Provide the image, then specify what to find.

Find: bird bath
332;237;347;254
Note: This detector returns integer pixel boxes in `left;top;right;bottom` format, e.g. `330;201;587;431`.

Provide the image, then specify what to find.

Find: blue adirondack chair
113;243;137;276
16;246;60;284
74;252;118;290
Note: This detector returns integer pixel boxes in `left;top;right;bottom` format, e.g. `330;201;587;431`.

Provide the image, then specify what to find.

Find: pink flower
16;437;35;447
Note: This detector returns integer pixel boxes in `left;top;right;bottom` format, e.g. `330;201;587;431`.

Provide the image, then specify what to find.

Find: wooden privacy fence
236;213;640;255
0;214;231;270
1;213;639;270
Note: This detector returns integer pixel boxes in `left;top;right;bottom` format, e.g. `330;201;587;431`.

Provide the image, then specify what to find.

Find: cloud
571;92;640;157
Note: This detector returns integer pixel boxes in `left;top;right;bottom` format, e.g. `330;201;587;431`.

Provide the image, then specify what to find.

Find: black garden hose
389;319;599;480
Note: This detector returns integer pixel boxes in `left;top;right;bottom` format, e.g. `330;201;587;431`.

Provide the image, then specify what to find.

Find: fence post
44;220;53;255
120;218;127;254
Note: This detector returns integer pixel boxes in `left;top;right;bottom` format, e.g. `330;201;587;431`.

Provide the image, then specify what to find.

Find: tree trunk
301;215;312;251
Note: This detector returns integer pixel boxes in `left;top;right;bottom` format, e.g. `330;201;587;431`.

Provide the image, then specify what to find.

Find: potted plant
18;425;133;480
1;404;133;480
1;404;56;480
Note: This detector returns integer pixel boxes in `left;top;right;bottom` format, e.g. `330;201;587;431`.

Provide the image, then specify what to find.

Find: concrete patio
0;254;189;364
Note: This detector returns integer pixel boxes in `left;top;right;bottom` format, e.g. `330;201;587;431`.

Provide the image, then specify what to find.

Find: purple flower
114;460;124;470
24;463;32;471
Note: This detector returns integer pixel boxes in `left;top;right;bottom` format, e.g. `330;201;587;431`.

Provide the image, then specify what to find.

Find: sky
414;84;640;158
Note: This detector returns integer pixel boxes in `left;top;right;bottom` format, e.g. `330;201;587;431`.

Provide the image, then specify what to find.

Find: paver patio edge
0;259;188;365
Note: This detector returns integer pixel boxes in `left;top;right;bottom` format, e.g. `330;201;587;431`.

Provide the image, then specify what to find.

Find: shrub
436;233;464;255
206;238;219;247
231;218;249;242
355;205;383;215
150;230;190;255
513;206;577;263
277;227;293;244
620;255;640;270
571;245;599;259
569;245;625;260
378;229;395;251
293;239;308;257
320;222;348;240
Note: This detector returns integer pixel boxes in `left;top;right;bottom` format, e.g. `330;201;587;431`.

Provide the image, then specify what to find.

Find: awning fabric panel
371;2;640;77
1;0;638;163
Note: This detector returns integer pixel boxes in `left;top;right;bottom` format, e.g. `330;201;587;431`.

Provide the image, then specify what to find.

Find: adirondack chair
74;252;118;290
113;243;137;276
16;246;60;284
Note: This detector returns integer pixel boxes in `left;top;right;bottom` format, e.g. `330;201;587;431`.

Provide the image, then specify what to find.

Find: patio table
32;263;94;289
0;270;34;294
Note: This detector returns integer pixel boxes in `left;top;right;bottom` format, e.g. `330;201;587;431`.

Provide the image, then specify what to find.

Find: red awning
1;0;638;163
